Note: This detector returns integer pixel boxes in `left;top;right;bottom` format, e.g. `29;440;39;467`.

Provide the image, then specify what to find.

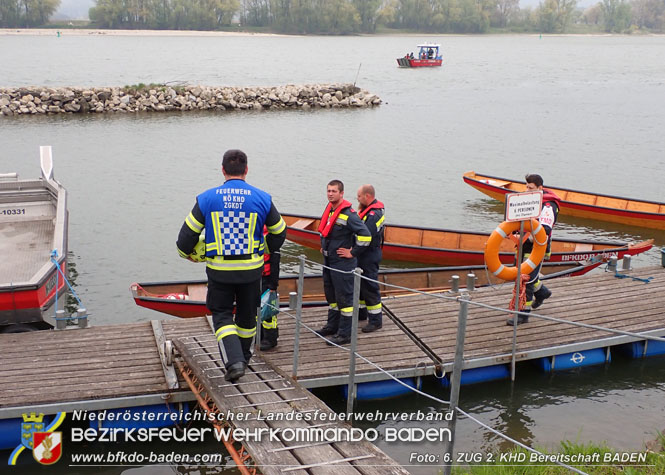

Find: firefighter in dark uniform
356;184;385;333
177;150;286;381
507;173;560;326
260;227;280;351
316;179;372;345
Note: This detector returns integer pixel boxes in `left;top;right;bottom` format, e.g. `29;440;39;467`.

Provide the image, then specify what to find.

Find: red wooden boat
463;171;665;230
0;146;68;332
131;260;602;319
283;214;653;266
397;43;443;68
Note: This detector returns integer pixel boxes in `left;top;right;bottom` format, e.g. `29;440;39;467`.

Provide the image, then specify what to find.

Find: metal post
450;275;459;293
443;297;469;475
346;267;362;420
466;273;476;292
608;256;618;273
55;309;66;330
292;255;305;379
77;308;88;328
510;220;525;381
288;292;297;310
256;302;262;352
622;255;632;271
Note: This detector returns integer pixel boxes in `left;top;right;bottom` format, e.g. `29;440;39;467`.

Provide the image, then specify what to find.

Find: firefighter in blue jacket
356;184;385;333
316;179;372;345
177;149;286;381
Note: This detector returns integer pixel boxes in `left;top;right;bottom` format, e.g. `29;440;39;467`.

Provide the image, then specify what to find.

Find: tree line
1;0;60;27
2;0;664;33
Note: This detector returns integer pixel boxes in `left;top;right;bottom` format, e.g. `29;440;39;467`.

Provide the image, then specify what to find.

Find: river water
1;33;665;473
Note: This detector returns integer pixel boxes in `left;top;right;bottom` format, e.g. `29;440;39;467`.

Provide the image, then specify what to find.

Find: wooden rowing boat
283;213;653;266
131;261;602;319
0;146;68;332
463;171;665;230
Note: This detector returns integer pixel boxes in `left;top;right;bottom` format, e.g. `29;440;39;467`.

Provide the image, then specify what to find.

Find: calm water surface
1;34;665;473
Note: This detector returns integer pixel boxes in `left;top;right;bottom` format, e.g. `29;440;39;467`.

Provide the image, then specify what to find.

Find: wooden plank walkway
264;265;665;384
172;336;408;474
1;266;664;415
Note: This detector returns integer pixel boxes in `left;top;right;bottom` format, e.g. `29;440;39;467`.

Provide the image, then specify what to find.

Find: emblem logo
33;431;63;465
570;352;586;364
21;412;45;449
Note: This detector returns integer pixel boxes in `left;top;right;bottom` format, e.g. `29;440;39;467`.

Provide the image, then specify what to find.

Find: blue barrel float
617;340;665;358
536;348;609;372
342;378;421;400
439;364;510;388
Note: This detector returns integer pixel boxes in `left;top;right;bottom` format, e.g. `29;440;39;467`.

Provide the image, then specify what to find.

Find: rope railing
263;273;590;475
280;249;665;344
268;247;664;473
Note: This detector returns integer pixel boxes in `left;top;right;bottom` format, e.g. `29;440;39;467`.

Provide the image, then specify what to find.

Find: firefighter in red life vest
507;174;561;326
356;184;385;333
260;226;280;350
316;179;372;345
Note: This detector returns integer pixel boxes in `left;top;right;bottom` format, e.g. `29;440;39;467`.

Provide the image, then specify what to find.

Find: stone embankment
0;83;381;116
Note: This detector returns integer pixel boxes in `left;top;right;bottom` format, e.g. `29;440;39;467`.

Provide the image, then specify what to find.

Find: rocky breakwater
0;83;381;116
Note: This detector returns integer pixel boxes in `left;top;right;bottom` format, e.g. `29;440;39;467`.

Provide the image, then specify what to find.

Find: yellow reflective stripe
338;214;349;221
375;215;385;230
329;303;338;309
185;213;204;233
215;325;238;341
267;217;286;234
206;254;264;271
357;235;371;246
262;318;278;329
247;212;257;253
177;247;189;258
340;307;353;316
236;325;257;339
212;211;223;253
357;235;371;242
367;303;382;311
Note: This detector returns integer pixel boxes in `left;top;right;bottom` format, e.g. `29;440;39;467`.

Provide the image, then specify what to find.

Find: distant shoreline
1;28;663;38
0;28;294;37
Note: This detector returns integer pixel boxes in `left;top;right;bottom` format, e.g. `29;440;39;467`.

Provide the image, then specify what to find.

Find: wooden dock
171;336;408;474
1;266;664;418
263;265;665;386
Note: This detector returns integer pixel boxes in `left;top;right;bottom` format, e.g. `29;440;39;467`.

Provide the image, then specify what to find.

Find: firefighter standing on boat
316;179;372;345
176;149;286;381
507;173;560;326
356;184;385;333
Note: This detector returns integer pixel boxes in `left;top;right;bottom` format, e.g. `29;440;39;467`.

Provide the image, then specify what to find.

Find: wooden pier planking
263;266;665;379
172;336;408;474
0;266;663;411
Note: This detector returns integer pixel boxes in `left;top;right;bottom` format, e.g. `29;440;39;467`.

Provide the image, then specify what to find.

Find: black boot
260;327;278;351
532;286;552;309
506;313;529;326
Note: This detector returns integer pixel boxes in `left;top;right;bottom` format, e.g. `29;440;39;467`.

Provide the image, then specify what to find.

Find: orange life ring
484;219;547;281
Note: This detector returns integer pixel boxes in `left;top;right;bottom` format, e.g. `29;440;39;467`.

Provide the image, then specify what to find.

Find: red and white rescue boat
0;146;68;332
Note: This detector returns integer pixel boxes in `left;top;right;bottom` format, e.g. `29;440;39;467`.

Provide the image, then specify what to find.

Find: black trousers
207;278;260;367
322;255;356;336
358;248;382;325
